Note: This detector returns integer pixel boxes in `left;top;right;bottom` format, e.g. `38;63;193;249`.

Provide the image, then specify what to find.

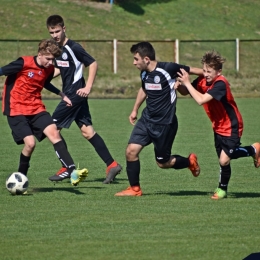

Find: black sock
127;160;140;186
53;140;75;174
18;153;31;176
88;133;114;166
231;146;255;159
59;134;67;167
60;134;68;150
171;155;189;169
218;164;231;191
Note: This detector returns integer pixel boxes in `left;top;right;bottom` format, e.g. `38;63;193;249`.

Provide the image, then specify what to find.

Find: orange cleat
252;143;260;168
115;186;143;196
188;153;200;177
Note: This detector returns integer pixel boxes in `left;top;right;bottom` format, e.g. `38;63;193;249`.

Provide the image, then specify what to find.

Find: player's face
133;53;148;71
203;64;221;84
37;53;55;68
48;25;66;46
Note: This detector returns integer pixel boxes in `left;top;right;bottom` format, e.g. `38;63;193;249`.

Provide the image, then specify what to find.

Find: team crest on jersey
154;76;160;83
38;71;42;75
28;72;34;78
62;52;68;60
229;149;233;154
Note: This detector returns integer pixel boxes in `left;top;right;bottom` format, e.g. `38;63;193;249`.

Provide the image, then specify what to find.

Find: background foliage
0;0;260;97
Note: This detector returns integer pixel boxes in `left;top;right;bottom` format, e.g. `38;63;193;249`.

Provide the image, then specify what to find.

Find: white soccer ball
6;172;29;195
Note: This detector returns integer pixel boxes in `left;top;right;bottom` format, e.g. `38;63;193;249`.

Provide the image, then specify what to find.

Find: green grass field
0;99;260;260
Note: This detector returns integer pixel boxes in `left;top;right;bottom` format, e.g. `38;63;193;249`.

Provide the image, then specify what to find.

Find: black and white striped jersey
140;62;190;124
55;39;95;95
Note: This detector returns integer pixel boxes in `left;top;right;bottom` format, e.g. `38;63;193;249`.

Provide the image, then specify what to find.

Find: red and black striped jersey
2;56;54;116
193;75;243;137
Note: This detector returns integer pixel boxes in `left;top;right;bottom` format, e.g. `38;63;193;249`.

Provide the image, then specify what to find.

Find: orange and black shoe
115;186;143;196
103;161;122;184
252;142;260;168
188;153;200;177
49;167;70;181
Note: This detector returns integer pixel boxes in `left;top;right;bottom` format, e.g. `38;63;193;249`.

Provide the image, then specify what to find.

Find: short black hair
130;42;156;60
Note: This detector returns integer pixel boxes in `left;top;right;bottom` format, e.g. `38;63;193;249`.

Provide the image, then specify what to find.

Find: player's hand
177;68;190;85
63;95;72;106
129;111;138;125
76;87;91;97
60;92;72;106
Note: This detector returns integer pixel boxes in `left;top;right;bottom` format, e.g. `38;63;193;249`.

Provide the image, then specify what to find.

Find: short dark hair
46;15;64;28
130;42;156;60
201;50;226;70
38;39;62;58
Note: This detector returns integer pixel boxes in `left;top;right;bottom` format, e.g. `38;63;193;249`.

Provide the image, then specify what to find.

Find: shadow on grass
115;0;176;16
148;190;260;198
92;177;128;184
32;186;104;195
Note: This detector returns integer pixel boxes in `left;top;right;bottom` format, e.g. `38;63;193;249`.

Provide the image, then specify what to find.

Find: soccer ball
6;172;29;195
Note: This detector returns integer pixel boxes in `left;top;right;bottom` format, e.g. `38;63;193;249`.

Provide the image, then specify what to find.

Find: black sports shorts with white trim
7;111;54;145
52;95;92;129
129;115;178;163
214;132;241;158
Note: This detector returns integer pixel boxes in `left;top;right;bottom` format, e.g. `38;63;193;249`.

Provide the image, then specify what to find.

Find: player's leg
211;134;234;200
231;142;260;168
33;112;87;185
7;115;36;176
80;124;122;183
115;118;149;196
50;99;82;179
75;102;122;183
152;117;200;177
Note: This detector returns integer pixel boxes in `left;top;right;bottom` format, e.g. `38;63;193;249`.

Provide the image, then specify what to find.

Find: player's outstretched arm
189;67;203;76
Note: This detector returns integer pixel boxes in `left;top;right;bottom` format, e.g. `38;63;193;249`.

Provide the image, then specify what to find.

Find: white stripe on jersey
156;67;177;104
64;45;83;84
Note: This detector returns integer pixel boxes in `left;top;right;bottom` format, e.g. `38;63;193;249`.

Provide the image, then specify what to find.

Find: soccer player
115;41;203;196
46;15;122;184
176;50;260;200
1;39;88;186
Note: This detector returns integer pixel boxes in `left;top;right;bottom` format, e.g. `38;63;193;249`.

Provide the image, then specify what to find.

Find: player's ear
217;69;222;76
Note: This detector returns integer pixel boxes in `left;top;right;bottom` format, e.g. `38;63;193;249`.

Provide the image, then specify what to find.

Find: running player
115;41;203;196
1;39;88;186
46;15;122;184
177;50;260;199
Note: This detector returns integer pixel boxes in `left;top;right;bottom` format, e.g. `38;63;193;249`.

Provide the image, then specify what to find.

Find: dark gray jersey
141;62;190;124
55;39;95;96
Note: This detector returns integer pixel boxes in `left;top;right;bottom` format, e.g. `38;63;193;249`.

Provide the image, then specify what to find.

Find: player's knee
125;146;138;161
24;140;36;152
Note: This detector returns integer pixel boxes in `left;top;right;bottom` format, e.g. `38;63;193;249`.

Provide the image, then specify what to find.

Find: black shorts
129;116;178;163
52;95;92;129
214;133;241;158
7;111;54;145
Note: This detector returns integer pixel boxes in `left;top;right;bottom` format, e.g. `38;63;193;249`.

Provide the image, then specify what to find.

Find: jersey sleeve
72;43;96;67
207;80;227;100
1;58;24;75
164;62;190;79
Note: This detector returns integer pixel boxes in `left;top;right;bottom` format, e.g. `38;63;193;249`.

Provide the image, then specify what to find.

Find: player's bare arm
76;61;98;97
189;67;203;76
178;68;213;105
129;87;147;125
53;68;60;78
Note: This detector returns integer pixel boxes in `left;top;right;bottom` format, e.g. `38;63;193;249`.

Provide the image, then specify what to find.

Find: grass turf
0;99;260;260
